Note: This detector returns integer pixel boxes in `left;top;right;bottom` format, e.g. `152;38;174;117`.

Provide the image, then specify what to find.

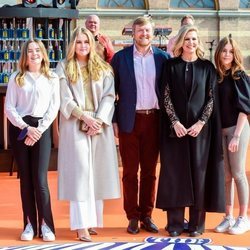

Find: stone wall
76;0;250;71
7;0;250;71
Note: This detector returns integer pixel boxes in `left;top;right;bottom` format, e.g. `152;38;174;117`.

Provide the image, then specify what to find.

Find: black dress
156;57;225;232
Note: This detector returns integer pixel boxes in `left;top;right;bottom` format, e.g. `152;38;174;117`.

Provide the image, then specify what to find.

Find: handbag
79;120;89;132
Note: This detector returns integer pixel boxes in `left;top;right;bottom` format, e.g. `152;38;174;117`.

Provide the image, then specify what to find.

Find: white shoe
228;216;250;235
214;215;235;233
20;223;34;241
41;224;55;241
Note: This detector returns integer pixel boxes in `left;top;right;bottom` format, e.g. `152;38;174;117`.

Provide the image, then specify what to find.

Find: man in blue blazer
111;16;171;234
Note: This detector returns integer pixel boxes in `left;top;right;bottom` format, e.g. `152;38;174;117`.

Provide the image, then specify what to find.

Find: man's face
85;16;100;35
182;18;194;26
133;23;153;48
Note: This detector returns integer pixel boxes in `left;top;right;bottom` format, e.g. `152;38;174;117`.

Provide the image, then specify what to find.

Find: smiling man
111;16;171;235
85;14;115;63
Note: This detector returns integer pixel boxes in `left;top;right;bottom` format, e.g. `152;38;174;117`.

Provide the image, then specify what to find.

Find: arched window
98;0;146;8
170;0;215;9
239;0;250;8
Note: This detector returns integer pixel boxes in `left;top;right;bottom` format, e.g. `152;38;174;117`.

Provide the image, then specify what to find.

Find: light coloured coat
56;60;120;202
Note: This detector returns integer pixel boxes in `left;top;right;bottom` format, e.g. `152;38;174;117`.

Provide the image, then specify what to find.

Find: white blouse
5;71;60;133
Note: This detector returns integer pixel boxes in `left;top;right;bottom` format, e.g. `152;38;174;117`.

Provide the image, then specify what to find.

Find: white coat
56;60;120;202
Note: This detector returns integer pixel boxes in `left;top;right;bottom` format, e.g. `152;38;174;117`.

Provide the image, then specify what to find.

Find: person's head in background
85;15;100;37
180;15;195;26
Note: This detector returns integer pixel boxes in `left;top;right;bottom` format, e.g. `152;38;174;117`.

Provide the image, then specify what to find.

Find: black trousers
9;116;55;237
167;207;206;234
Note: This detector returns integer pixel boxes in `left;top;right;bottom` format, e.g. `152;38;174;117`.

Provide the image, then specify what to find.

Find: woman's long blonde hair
173;25;204;59
66;27;112;84
16;39;51;87
214;36;244;83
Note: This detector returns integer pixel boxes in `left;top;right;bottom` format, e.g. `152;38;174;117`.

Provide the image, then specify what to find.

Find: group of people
4;13;250;243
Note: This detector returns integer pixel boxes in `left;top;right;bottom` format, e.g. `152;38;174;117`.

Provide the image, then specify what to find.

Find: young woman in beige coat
56;27;120;242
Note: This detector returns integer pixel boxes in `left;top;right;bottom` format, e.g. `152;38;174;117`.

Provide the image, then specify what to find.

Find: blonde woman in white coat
56;27;120;242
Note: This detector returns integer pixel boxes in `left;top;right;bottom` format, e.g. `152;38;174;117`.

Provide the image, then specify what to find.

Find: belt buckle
146;110;149;115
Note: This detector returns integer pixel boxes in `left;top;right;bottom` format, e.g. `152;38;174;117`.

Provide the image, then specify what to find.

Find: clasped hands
173;120;204;138
24;127;42;146
80;113;103;136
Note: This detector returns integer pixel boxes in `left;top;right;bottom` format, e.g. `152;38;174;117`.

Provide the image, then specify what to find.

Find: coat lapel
125;46;136;87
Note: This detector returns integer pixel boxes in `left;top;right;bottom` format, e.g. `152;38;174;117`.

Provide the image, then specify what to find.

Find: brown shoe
127;219;139;234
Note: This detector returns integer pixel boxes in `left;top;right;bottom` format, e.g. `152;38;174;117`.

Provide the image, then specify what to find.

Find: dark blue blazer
111;45;170;133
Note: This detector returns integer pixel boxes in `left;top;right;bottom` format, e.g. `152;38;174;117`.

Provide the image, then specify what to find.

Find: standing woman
214;36;250;235
156;25;225;237
56;27;120;242
5;39;60;241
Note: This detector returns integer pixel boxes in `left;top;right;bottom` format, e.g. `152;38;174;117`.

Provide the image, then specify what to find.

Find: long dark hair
214;36;244;83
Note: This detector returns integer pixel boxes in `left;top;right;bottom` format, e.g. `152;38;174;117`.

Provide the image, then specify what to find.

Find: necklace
186;63;189;71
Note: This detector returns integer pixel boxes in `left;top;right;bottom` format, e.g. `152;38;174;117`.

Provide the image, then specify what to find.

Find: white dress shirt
133;45;158;110
5;71;60;133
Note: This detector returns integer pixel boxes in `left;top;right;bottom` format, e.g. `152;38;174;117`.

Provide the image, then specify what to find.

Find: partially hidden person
214;36;250;235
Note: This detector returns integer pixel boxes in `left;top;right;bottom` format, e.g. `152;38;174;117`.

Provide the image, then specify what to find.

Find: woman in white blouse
5;39;60;242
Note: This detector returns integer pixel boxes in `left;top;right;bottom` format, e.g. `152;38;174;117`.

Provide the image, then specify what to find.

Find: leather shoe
169;231;181;237
165;219;189;232
141;217;159;233
189;231;202;237
127;219;139;234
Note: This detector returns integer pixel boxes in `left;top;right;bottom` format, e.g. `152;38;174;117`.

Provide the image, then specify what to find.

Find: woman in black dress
156;25;225;237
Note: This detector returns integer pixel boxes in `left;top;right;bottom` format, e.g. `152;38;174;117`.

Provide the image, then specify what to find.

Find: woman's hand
26;126;42;142
187;120;204;137
173;121;187;138
228;136;240;152
24;136;36;146
81;114;102;131
86;127;99;136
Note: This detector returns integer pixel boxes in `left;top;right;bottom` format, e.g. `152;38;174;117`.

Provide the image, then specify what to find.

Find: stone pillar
148;0;169;9
218;0;239;10
78;0;96;9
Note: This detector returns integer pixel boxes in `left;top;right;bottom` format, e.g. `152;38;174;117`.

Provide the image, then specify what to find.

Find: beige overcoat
56;60;120;202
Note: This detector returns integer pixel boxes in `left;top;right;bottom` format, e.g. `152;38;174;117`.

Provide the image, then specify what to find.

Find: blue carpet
1;238;249;250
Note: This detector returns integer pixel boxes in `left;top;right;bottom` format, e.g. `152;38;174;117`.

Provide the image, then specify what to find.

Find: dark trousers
9;116;55;236
119;112;159;220
167;207;206;234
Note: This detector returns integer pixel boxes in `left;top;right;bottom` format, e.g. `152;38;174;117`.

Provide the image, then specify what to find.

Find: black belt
136;109;158;115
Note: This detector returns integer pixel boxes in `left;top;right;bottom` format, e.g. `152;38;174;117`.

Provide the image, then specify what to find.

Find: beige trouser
222;122;250;206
